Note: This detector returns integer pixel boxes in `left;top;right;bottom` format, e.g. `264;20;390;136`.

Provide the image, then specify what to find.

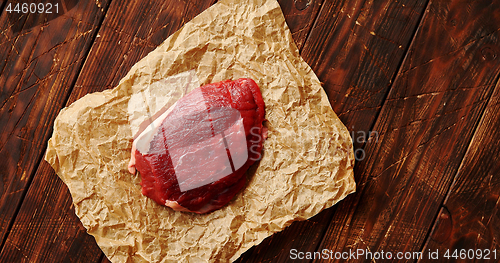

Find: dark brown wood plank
421;81;500;261
0;0;110;247
236;0;429;262
313;0;500;262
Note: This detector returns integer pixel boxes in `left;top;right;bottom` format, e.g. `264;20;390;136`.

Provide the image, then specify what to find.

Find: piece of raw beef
128;78;266;214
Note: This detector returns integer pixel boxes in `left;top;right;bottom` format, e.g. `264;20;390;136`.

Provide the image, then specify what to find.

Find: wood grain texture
235;0;429;262
0;0;110;246
421;78;500;261
313;0;500;261
0;162;103;262
277;0;323;51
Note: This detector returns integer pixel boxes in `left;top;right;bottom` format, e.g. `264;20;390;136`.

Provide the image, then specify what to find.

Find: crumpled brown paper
45;0;356;262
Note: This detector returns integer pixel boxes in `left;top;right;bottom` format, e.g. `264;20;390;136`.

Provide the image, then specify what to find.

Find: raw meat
128;78;266;214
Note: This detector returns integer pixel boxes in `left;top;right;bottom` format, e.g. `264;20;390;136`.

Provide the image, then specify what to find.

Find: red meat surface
128;78;266;214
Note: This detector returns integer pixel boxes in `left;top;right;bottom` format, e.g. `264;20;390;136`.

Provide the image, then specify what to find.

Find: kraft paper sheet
45;0;356;262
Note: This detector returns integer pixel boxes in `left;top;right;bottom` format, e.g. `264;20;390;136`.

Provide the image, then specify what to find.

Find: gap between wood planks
0;0;113;255
297;0;326;55
0;3;7;17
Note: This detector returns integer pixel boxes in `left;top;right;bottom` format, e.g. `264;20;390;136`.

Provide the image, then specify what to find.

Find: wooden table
1;0;499;262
